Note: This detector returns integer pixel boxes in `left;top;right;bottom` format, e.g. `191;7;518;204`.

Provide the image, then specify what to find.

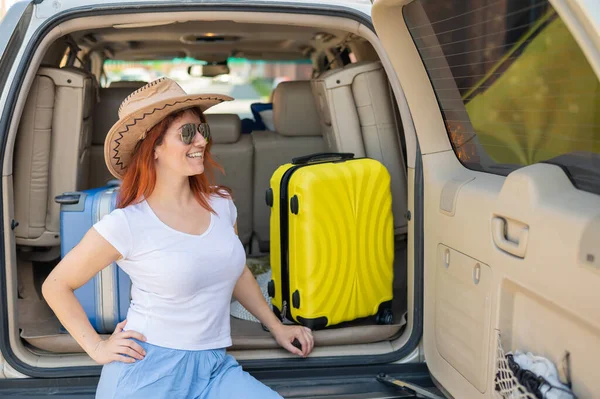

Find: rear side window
404;0;600;195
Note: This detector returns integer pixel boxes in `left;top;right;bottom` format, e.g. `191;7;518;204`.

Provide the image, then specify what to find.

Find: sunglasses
180;122;211;145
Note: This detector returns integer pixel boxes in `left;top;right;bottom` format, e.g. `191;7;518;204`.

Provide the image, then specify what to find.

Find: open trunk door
0;1;34;99
372;0;600;397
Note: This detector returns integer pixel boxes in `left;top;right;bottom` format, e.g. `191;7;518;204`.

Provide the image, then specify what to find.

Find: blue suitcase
55;185;131;334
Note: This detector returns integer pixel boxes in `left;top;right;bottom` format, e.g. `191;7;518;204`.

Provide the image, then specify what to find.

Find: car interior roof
70;21;354;62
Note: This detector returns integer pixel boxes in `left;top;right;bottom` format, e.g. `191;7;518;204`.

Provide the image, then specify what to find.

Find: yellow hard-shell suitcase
265;153;395;330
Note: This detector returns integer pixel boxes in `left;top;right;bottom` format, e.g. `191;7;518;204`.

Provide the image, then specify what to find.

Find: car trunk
16;243;407;355
0;2;421;379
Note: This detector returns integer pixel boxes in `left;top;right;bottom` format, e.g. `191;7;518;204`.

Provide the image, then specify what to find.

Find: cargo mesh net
495;333;537;399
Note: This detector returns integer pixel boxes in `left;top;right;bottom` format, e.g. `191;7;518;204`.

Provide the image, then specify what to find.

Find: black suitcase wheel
265;188;274;207
376;308;394;325
267;280;275;298
290;195;299;214
292;290;300;309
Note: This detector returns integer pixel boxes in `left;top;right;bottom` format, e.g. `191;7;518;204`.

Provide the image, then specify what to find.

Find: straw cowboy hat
104;77;233;180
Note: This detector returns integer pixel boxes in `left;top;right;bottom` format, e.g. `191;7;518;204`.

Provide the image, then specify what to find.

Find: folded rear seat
13;66;96;247
311;61;408;235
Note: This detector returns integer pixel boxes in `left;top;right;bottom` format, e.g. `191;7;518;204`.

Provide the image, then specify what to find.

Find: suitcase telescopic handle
54;193;81;205
292;152;354;165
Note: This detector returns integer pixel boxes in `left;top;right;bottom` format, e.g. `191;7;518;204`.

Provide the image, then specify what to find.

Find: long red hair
117;107;231;212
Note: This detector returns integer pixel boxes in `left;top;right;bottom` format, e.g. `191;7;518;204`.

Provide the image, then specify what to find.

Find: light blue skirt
95;339;282;399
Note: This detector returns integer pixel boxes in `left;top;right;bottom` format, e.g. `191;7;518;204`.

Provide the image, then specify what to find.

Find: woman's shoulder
209;187;233;203
112;200;147;221
208;188;236;225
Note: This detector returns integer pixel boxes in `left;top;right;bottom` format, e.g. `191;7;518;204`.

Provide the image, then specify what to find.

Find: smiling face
154;109;208;178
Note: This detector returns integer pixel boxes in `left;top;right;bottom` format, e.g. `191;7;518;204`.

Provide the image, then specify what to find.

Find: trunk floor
18;299;406;353
18;243;408;354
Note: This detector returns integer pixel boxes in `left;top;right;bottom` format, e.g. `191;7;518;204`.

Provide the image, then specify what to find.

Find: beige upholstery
312;61;408;234
252;81;326;250
209;113;242;144
13;67;95;247
90;87;140;187
208;114;254;246
272;80;322;137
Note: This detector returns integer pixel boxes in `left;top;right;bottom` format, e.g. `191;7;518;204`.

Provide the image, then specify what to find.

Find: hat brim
104;93;233;180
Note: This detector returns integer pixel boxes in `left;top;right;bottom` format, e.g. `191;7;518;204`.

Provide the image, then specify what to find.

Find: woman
42;77;314;398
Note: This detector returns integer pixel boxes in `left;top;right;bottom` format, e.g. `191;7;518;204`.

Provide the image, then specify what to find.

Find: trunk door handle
492;216;529;258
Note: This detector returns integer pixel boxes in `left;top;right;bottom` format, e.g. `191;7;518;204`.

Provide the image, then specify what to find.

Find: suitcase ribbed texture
269;156;394;329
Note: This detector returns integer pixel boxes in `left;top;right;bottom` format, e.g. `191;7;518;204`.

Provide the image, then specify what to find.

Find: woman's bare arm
231;222;314;357
42;228;146;362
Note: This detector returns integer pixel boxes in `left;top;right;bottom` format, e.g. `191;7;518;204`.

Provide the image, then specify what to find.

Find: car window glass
404;0;600;195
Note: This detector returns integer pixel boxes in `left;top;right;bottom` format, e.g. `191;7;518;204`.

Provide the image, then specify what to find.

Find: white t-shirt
92;193;246;351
